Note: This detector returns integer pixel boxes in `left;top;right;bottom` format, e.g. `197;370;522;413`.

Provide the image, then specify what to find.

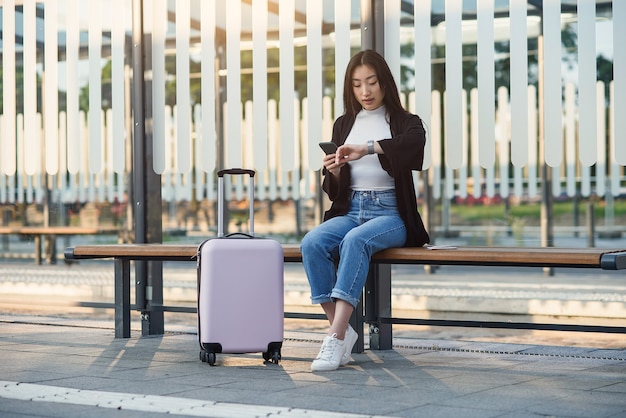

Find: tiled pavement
1;314;625;418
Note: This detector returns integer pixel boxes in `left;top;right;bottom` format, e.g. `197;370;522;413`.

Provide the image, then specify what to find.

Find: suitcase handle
218;168;255;178
217;168;256;237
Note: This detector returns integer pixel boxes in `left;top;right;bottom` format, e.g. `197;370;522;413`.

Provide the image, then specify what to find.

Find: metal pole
360;0;374;50
131;0;164;335
131;0;147;315
537;16;554;276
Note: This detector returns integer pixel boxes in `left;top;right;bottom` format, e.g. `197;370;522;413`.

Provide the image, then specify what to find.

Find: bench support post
365;263;392;350
114;259;131;338
350;296;365;353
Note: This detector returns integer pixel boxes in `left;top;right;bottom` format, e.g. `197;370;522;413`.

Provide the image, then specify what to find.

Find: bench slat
0;226;120;235
65;243;626;269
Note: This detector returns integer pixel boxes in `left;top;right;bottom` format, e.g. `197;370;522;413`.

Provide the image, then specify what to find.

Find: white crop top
345;106;395;191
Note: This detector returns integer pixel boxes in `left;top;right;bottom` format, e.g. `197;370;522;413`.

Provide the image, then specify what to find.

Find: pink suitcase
197;169;284;366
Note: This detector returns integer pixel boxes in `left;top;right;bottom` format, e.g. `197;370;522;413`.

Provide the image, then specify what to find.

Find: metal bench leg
365;263;392;350
349;296;365;353
115;258;131;338
34;235;42;265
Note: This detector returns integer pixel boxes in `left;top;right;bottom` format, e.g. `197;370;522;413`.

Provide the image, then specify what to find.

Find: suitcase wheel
263;349;281;365
199;349;217;366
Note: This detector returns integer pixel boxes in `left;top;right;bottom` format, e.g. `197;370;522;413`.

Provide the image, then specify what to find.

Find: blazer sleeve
377;113;426;175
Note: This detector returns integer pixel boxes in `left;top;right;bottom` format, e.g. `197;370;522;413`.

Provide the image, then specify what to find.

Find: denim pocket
375;194;398;210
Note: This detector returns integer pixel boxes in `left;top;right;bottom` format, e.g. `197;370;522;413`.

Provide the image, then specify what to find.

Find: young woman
301;49;430;372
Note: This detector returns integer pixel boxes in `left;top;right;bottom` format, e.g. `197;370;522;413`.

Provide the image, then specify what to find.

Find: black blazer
322;110;430;247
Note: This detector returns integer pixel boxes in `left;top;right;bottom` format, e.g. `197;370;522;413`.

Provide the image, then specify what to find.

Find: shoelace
316;335;340;361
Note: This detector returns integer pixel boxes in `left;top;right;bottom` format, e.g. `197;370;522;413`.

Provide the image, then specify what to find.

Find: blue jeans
300;190;407;308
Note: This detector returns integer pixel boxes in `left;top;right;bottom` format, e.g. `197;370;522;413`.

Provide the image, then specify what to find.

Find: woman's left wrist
367;140;375;155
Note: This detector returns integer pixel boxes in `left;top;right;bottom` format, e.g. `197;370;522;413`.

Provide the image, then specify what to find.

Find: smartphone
319;142;338;155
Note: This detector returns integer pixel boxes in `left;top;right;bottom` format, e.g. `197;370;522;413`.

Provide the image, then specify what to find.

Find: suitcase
197;168;284;366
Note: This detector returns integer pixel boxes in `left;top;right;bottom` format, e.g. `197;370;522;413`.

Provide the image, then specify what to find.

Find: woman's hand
335;143;369;164
323;153;345;177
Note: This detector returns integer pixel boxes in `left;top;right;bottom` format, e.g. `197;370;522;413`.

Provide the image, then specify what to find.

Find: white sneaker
311;333;345;372
340;325;358;366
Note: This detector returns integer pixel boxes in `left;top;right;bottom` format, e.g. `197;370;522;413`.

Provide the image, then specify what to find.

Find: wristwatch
367;140;375;155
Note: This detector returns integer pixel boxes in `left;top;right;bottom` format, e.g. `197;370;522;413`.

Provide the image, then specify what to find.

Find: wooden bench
64;243;626;351
0;226;121;264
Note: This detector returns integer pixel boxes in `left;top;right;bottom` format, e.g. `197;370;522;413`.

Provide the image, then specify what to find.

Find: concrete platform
1;314;625;418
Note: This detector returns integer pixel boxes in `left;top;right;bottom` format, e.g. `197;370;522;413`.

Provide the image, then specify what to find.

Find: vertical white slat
98;115;107;202
111;0;126;173
194;105;205;201
200;0;217;173
78;112;88;202
470;89;482;198
323;95;334;142
306;0;323;171
485;165;496;198
117;172;125;204
16;114;25;203
514;166;523;198
88;172;96;203
253;0;269;171
23;0;39;176
458;89;468;198
408;93;422;197
414;0;432;169
614;0;626;165
152;0;167;174
0;174;6;203
477;0;495;168
596;81;607;197
0;115;7;199
268;99;278;201
444;0;463;169
581;165;591;197
1;0;17;175
176;0;191;173
34;114;44;200
226;0;242;168
334;0;351;117
497;87;509;198
106;110;115;202
257;170;267;202
577;0;597;167
542;0;562;167
66;0;81;174
162;106;173;201
445;166;454;199
280;171;289;201
206;171;216;201
610;82;620;196
244;101;254;170
59;113;68;201
510;0;528;167
279;0;295;172
564;82;576;197
244;100;256;196
302;98;311;186
26;175;33;204
88;0;103;173
44;0;59;175
552;163;562;197
292;98;301;200
384;0;401;90
9;175;16;204
527;85;538;198
431;91;442;200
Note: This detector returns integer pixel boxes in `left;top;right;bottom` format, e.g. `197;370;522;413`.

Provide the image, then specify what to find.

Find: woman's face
351;65;385;111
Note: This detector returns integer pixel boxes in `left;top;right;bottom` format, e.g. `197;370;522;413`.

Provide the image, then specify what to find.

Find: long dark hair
342;49;407;119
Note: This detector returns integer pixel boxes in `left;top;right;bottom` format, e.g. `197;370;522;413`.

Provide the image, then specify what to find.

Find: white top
345;106;395;191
